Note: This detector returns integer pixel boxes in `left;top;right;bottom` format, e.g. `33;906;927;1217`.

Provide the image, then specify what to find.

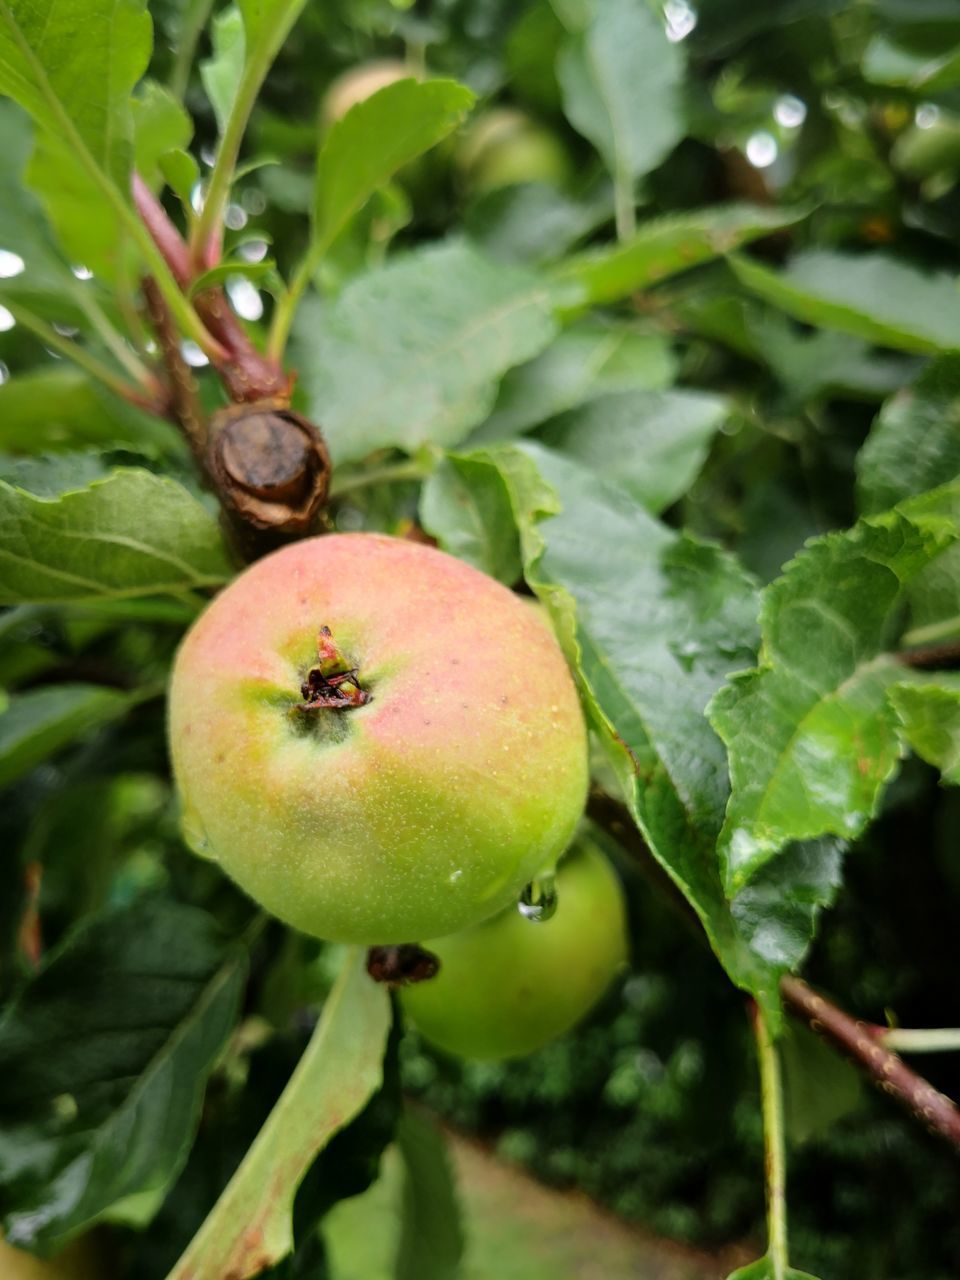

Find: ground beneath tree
325;1125;754;1279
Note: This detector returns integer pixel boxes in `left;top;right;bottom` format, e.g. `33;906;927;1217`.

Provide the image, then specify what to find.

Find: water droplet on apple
518;872;558;923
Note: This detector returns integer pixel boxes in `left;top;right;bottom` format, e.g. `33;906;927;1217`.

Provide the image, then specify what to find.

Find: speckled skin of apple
168;533;588;944
401;838;629;1060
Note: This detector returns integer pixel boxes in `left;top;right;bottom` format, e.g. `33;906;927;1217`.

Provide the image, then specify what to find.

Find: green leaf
857;356;960;515
863;32;960;91
420;454;521;584
293;242;558;465
237;0;307;63
461;442;789;1015
0;468;234;604
890;674;960;784
0;683;133;787
710;487;960;895
395;1110;464;1280
132;80;193;191
465;181;612;267
0;101;76;300
0;0;153;278
0;450;114;496
555;204;807;306
554;0;684;189
730;837;846;977
727;1259;820;1280
780;1021;862;1145
167;948;391;1280
731;250;960;355
313;78;475;258
0;900;246;1251
472;319;676;443
538;388;727;512
159;148;201;211
200;6;245;133
746;311;919;408
0;369;177;454
188;259;278;295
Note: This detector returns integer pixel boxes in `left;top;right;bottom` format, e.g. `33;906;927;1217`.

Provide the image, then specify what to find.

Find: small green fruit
402;838;629;1059
456;107;572;194
168;534;588;944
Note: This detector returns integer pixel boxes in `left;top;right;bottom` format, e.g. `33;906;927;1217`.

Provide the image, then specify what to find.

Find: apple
321;61;412;127
401;837;629;1060
456;107;572;195
0;1233;106;1279
168;534;588;943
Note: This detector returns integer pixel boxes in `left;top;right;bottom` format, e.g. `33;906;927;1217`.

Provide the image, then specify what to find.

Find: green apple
456;107;572;195
401;837;629;1059
168;534;588;943
0;1233;106;1279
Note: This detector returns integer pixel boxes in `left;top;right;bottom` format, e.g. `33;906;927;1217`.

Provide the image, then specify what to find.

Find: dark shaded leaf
166;948;391;1280
0;684;134;788
0;899;247;1250
395;1110;464;1280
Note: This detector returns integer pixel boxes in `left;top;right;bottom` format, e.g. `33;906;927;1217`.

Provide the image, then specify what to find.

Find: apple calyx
298;625;371;710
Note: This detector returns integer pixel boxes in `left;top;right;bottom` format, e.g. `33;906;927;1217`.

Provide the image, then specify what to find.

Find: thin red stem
132;173;290;403
780;975;960;1150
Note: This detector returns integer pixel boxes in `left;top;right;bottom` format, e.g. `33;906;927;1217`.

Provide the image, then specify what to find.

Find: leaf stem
1;300;160;410
902;615;960;648
169;0;217;101
752;1004;789;1280
189;1;307;270
267;255;313;362
879;1026;960;1054
330;458;431;498
613;166;636;241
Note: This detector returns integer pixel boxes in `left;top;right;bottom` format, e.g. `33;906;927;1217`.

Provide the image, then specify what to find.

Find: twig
780;975;960;1151
133;174;290;404
132;174;193;286
897;640;960;670
140;277;207;465
588;793;960;1152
